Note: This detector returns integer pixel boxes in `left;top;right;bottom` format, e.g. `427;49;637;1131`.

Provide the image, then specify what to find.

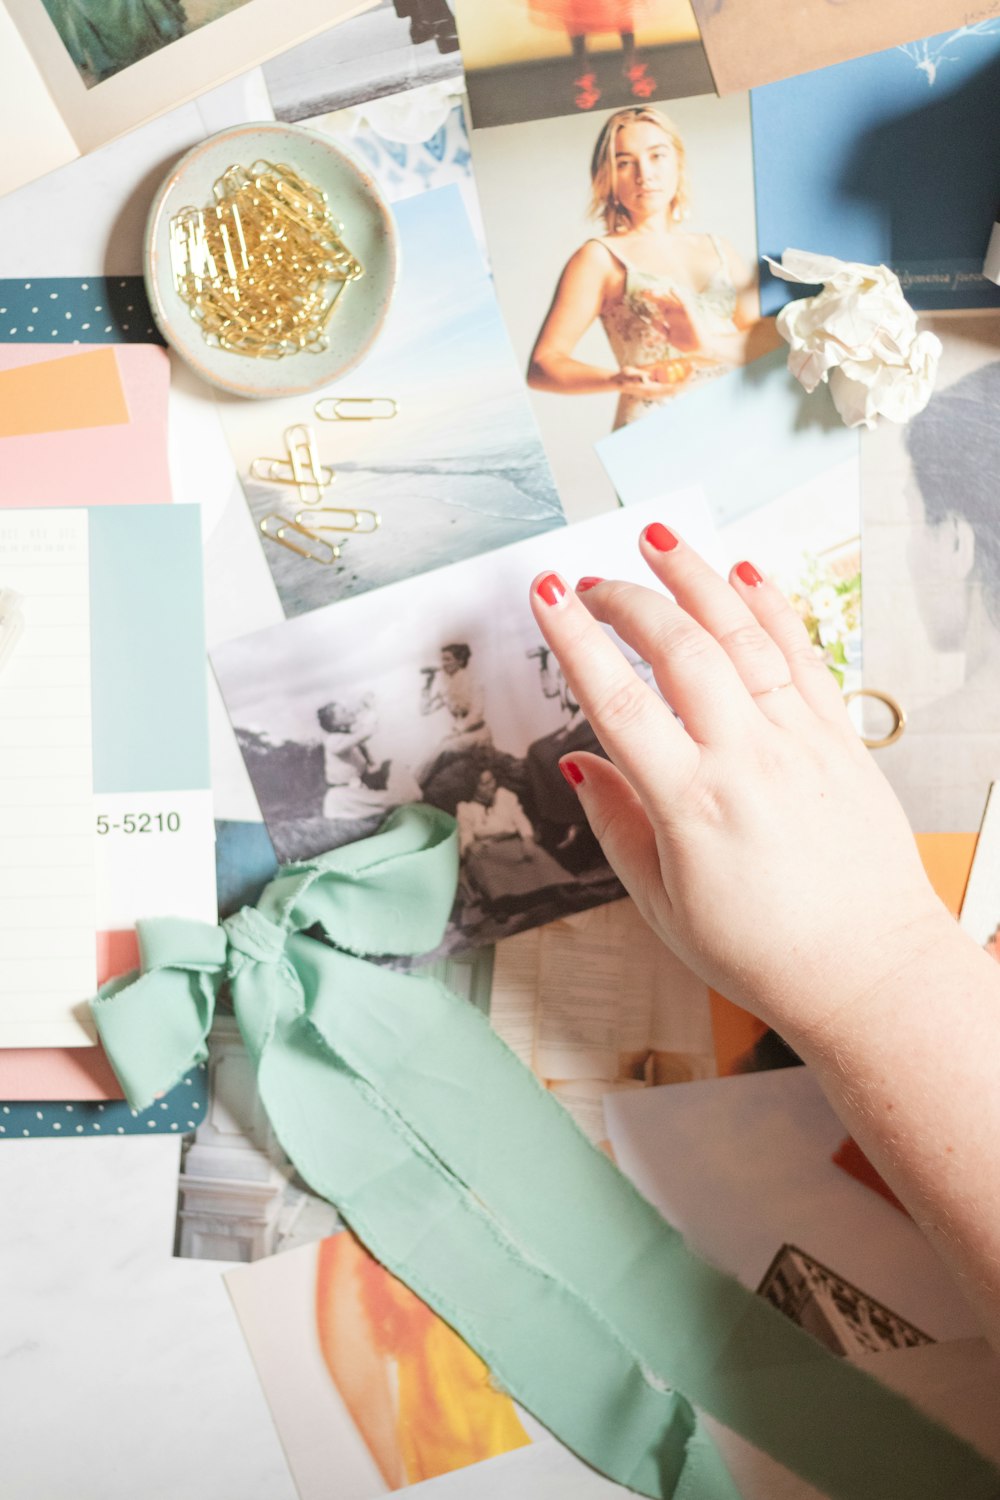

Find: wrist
791;905;989;1069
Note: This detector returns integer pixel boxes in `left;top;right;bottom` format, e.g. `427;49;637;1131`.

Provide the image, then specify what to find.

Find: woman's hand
613;363;691;397
529;529;955;1054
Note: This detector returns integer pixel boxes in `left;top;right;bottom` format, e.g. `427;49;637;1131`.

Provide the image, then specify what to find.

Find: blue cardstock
752;26;1000;314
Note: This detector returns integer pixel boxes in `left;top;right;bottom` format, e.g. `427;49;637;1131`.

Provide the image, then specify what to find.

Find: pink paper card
0;344;172;506
0;1043;124;1101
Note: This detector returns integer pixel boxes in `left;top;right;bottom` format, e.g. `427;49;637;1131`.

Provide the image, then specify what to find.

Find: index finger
529;571;699;810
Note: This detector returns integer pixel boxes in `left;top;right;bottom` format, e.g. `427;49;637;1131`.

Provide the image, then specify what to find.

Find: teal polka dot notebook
0;1065;207;1137
0;277;162;344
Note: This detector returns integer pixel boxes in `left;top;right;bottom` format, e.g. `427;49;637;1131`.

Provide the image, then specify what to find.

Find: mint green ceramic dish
144;121;399;400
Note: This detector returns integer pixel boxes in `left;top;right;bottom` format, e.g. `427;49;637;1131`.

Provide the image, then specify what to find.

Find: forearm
792;919;1000;1347
529;538;1000;1353
527;350;621;396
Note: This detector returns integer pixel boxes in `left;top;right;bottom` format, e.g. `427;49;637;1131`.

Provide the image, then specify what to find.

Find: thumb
559;752;663;922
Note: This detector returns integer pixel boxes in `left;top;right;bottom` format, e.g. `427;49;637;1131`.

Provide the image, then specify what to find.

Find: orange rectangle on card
0;347;128;437
915;832;978;916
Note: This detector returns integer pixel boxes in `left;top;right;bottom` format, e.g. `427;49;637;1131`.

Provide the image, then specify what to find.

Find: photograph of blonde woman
527;105;777;431
470;92;764;512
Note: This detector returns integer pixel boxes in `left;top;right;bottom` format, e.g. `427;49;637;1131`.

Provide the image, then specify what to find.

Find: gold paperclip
295;507;381;535
844;688;906;749
259;514;340;564
250;455;337;489
250;424;333;506
314;397;398;422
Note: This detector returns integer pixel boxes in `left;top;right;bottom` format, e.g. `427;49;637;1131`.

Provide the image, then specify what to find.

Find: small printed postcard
210;491;720;955
0;505;216;1094
0;0;374;197
226;1232;535;1497
491;899;717;1142
0;343;172;507
692;1;1000;94
752;25;1000;314
0;508;98;1046
172;951;493;1267
454;0;711;128
860;316;1000;833
88;505;216;976
599;351;862;694
305;91;484;259
215;184;564;619
604;1067;985;1342
264;0;462;123
468;90;762;516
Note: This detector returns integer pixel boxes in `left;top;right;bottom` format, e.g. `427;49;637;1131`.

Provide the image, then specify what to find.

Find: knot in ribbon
93;802;459;1112
223;905;288;967
89;805;1000;1500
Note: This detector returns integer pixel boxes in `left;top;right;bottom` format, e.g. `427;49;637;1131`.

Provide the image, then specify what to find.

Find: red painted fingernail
576;576;604;592
643;522;679;553
560;759;584;786
536;572;567;607
735;560;763;587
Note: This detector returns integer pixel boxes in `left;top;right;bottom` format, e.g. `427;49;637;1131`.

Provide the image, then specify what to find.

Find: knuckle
591;674;651;734
785;635;828;674
647;613;714;667
717;620;774;662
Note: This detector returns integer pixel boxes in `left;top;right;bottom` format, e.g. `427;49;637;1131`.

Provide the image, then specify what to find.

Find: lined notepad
0;509;98;1044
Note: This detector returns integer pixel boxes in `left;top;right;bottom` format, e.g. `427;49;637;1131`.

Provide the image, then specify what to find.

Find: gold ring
844;688;906;749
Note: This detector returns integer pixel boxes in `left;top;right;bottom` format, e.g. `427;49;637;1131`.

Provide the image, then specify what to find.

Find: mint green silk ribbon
91;804;1000;1500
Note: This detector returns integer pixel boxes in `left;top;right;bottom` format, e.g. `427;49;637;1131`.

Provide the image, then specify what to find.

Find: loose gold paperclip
249;424;334;506
259;514;340;564
294;506;381;534
844;688;906;749
314;397;398;422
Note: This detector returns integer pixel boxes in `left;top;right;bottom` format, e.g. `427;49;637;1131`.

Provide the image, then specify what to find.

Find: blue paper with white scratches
0;278;163;344
752;25;1000;314
0;1065;207;1138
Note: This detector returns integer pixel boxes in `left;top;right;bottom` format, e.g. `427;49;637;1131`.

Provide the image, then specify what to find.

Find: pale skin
527;119;778;402
529;528;1000;1349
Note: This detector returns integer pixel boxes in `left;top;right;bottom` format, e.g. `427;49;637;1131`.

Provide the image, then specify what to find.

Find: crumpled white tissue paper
765;249;943;429
350;79;462;144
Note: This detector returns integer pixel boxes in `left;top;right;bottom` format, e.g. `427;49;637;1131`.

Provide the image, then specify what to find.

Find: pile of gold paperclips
253;397;397;565
169;160;363;358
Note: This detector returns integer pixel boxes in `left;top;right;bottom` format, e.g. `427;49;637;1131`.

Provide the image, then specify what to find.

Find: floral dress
596;234;740;428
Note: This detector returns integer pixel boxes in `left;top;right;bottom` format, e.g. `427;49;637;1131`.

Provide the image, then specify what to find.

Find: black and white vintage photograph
757;1244;934;1358
861;316;1000;833
210;495;716;951
264;0;462;123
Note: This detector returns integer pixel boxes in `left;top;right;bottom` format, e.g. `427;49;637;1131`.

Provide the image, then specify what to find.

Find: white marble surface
0;1137;296;1500
0;72;273;277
